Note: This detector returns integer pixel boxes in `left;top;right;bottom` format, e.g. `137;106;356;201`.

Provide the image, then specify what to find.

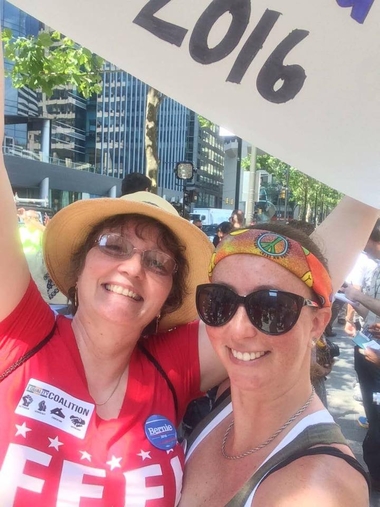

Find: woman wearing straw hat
0;187;220;503
181;225;370;506
0;54;377;506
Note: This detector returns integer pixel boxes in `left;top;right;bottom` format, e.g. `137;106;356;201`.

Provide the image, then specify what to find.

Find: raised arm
0;44;30;321
313;196;379;293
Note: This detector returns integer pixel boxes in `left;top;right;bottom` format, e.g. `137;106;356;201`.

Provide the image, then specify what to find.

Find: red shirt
0;280;202;506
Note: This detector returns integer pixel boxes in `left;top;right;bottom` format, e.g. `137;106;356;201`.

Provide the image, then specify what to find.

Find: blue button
144;414;177;451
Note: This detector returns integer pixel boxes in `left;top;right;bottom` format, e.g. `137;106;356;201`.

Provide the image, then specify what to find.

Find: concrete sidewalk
325;324;380;506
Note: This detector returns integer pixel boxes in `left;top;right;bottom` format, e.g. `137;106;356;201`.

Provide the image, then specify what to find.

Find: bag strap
138;342;179;420
186;390;232;450
213;386;231;410
0;321;57;382
264;446;370;491
225;422;356;506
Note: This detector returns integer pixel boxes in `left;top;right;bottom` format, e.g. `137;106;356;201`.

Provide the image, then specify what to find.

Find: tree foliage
254;154;342;223
198;115;214;129
2;28;219;193
2;29;104;98
2;28;164;189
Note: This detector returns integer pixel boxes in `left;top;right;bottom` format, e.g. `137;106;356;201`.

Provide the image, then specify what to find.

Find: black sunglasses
196;284;320;335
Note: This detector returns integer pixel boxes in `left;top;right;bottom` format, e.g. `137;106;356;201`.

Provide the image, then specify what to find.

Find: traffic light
189;190;198;203
184;190;191;206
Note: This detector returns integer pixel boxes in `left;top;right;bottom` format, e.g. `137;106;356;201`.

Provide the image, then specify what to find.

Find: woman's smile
230;348;267;362
104;283;142;301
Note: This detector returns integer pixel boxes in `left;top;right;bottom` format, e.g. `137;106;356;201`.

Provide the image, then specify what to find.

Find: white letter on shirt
123;464;164;507
0;443;51;507
57;460;106;506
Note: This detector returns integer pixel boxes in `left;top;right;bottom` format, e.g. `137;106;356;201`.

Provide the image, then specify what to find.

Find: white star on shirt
48;436;63;451
80;451;92;462
137;449;152;461
15;422;32;438
107;455;122;471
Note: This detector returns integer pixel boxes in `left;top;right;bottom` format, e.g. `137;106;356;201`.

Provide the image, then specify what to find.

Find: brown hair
68;213;189;318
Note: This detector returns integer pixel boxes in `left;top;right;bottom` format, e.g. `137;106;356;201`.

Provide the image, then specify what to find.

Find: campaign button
144;414;177;451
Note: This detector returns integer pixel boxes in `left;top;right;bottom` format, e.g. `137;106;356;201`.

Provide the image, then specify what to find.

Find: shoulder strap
213;386;231;410
0;321;57;382
138;342;179;420
225;422;348;506
265;446;370;491
186;391;232;450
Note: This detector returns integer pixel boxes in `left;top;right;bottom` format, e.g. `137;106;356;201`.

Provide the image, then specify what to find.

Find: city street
326;323;380;506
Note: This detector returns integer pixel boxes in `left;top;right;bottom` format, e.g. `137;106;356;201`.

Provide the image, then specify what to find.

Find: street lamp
174;161;194;217
283;166;290;222
219;127;242;212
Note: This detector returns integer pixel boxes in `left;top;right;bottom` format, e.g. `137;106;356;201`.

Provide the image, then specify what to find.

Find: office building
1;1;225;211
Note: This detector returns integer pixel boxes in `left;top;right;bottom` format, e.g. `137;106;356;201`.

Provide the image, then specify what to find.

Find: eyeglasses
196;284;320;335
95;233;177;277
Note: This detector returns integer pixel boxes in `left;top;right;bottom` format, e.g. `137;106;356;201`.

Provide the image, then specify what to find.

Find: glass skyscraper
1;1;225;207
91;66;190;190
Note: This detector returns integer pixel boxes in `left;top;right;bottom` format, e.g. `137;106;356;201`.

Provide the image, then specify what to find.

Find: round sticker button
144;414;177;451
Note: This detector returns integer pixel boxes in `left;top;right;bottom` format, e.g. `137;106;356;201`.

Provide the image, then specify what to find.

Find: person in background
17;207;67;305
181;225;370;507
342;262;380;491
230;209;244;229
120;172;152;196
192;219;203;230
344;220;380;337
339;221;380;426
212;221;233;248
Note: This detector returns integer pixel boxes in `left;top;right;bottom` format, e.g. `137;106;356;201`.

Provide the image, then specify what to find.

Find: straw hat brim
43;197;214;331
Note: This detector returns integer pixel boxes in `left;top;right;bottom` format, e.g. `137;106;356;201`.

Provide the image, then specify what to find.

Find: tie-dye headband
208;228;332;308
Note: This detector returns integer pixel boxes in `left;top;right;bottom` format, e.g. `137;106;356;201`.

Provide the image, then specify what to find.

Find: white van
190;208;231;226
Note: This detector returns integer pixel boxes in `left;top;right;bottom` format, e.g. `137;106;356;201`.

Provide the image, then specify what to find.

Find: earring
155;313;161;334
74;285;78;308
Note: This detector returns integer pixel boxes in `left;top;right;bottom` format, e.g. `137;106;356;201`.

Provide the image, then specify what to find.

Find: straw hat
43;192;214;331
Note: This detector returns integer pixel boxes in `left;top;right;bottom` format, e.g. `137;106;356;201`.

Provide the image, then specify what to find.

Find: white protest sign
8;0;380;207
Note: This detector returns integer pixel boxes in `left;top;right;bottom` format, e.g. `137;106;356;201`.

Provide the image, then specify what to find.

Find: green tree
198;116;214;129
2;29;103;98
2;29;215;195
255;154;342;224
3;29;167;193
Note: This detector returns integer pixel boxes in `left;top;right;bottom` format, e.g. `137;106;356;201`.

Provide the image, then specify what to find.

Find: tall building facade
0;0;117;209
91;66;192;200
193;123;224;208
2;0;40;147
1;1;226;209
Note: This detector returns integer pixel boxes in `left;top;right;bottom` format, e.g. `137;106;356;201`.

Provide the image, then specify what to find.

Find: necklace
221;387;315;460
95;369;125;407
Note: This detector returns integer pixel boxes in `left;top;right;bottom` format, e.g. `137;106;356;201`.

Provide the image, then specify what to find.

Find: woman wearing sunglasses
181;225;370;507
0;40;377;503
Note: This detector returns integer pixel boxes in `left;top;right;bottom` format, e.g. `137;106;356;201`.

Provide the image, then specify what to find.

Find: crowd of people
1;47;380;506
